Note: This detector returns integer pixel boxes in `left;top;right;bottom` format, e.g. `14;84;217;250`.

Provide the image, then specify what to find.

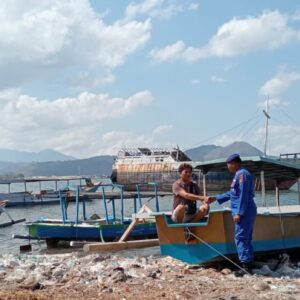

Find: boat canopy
193;156;300;182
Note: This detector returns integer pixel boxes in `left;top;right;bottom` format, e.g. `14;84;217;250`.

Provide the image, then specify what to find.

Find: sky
0;0;299;158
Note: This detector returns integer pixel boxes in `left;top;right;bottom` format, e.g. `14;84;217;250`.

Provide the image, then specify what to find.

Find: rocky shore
1;251;300;299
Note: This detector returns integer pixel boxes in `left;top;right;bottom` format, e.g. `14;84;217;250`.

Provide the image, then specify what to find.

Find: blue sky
0;0;299;158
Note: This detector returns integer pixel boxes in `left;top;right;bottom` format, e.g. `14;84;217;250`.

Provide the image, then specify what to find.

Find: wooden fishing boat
152;156;300;264
0;176;89;207
22;184;161;246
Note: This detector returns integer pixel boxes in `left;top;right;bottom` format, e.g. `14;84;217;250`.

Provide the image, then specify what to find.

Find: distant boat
153;156;300;264
0;176;87;207
111;147;295;192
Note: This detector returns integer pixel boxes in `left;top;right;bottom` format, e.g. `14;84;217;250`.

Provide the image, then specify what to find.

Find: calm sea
0;180;299;255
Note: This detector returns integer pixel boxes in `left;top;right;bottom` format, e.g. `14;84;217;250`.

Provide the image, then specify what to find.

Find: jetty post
260;170;266;206
275;180;280;207
202;172;207;196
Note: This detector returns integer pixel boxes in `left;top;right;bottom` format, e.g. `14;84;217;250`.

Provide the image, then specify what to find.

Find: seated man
172;163;211;223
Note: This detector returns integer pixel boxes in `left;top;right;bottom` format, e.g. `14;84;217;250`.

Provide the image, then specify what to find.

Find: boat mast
263;96;271;157
261;96;271;206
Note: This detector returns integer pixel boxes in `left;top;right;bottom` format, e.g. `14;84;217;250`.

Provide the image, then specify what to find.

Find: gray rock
52;268;65;278
253;282;270;291
110;270;128;283
221;268;232;275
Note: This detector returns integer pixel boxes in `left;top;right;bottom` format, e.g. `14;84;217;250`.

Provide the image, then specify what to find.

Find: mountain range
185;141;264;161
0;148;75;163
0;142;264;177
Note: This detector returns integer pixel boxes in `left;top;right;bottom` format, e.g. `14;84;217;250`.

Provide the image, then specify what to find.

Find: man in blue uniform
210;154;257;275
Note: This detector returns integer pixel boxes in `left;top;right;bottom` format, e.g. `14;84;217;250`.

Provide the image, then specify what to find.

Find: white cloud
100;124;174;154
259;71;300;99
150;10;300;63
0;89;153;157
188;3;199;11
190;79;200;85
124;0;199;21
211;76;226;83
152;124;173;135
101;131;154;155
0;0;151;88
254;125;300;155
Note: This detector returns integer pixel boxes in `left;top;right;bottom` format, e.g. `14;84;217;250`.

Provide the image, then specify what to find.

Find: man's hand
233;214;241;223
203;196;216;204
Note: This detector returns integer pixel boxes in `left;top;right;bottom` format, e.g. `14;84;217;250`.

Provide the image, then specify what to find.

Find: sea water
0;180;298;255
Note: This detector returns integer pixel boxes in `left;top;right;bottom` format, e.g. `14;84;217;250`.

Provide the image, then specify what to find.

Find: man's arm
177;189;208;201
215;191;231;204
173;182;208;202
236;173;250;216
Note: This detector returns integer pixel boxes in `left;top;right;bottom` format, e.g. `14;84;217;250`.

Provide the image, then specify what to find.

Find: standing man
210;154;257;276
172;163;211;223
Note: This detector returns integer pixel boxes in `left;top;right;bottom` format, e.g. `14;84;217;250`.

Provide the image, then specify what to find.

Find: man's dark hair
178;163;193;174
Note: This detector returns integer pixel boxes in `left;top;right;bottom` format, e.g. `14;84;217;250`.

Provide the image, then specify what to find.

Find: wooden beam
118;205;153;242
83;239;159;253
260;170;266;206
202;173;207;196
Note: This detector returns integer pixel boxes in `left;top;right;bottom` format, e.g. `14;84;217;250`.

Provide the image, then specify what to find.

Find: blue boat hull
27;221;157;242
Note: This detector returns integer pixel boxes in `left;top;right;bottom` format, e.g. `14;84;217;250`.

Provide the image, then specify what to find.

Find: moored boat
152;156;300;264
23;184;161;246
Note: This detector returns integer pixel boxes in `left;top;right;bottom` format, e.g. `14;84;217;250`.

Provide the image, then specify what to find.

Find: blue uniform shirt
216;167;256;216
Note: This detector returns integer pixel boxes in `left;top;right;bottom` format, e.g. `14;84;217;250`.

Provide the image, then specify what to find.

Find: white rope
185;227;252;276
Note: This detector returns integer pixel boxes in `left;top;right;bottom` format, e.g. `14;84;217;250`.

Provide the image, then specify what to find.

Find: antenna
263;96;271;156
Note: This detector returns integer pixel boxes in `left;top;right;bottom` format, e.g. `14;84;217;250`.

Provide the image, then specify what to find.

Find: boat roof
117;147;191;161
192;156;300;181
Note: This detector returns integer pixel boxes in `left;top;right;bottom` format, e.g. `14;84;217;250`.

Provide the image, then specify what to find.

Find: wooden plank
119;218;140;242
83;239;159;252
119;205;153;242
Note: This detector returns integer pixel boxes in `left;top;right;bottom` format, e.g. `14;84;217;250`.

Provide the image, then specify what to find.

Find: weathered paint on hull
27;221;157;242
114;169;295;192
154;210;300;264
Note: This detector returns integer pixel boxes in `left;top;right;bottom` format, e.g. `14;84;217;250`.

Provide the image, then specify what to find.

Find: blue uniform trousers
234;208;256;263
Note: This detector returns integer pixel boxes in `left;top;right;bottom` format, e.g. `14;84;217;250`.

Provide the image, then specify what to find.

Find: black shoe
234;262;253;277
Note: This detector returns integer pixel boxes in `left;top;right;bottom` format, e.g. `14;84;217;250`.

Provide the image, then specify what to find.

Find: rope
185;227;252;276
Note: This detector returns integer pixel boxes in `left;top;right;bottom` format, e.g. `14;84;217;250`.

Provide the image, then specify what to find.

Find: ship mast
263;96;271;157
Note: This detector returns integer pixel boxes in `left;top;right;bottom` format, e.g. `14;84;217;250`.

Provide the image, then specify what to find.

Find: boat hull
113;168;295;191
154;208;300;264
26;221;157;242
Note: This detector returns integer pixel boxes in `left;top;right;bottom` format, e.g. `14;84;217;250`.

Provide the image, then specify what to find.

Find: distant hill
185;145;221;161
0;142;264;177
0;148;75;163
17;155;115;176
186;141;263;161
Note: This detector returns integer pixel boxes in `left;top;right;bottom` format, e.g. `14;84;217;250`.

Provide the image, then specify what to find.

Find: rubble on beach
1;251;300;299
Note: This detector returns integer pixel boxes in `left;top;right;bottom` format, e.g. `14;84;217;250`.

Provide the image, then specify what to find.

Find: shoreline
1;251;300;299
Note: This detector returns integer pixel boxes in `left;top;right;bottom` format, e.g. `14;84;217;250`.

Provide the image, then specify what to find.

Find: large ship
110;147;232;191
111;147;297;192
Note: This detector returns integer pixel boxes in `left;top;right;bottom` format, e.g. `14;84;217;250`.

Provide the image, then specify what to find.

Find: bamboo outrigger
152;156;300;264
0;200;26;228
